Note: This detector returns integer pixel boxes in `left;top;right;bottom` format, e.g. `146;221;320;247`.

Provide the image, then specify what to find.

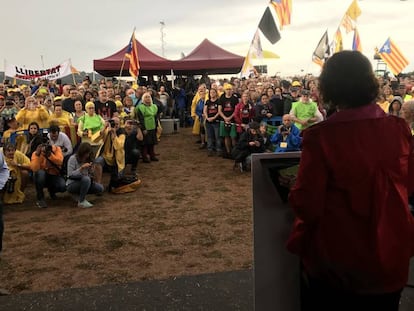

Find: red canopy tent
172;39;244;75
93;38;245;77
93;39;173;76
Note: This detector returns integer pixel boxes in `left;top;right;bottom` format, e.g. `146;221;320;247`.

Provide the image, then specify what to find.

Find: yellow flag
346;0;361;21
334;28;343;53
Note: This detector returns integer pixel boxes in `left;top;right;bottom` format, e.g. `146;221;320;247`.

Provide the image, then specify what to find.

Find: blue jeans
67;176;104;202
206;122;222;152
34;170;67;200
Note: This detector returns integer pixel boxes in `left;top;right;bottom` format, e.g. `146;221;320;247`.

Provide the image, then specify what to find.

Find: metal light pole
160;21;166;57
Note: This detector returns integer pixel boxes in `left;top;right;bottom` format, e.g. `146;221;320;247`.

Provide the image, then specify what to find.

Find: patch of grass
24;266;59;275
75;262;100;270
30;216;47;223
226;218;248;225
42;234;75;249
152;221;171;231
76;247;95;255
154;240;172;247
105;234;125;251
189;230;218;247
202;250;223;259
168;193;186;202
162;249;184;256
212;187;230;193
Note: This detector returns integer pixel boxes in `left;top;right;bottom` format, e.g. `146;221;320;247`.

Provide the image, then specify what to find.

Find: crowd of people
0;69;414;207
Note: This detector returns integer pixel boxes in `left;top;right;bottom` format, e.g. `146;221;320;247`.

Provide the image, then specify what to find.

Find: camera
43;143;53;157
108;119;116;128
6;176;16;193
280;126;290;133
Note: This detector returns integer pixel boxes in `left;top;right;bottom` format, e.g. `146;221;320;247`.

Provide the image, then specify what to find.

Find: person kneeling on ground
2;143;31;204
31;139;66;208
270;114;302;153
123;118;143;177
67;142;104;208
232;121;265;172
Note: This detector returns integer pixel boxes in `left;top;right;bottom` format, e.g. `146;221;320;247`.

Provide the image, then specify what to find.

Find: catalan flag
379;38;409;75
352;27;362;52
125;30;140;78
270;0;292;30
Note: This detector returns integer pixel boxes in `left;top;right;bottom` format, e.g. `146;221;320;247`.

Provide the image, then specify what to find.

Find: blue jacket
270;124;302;153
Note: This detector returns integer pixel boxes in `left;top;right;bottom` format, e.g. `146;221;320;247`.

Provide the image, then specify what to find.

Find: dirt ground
0;127;252;294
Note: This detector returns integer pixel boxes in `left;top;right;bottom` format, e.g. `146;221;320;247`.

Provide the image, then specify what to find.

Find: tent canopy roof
93;38;244;76
172;39;244;74
93;39;173;76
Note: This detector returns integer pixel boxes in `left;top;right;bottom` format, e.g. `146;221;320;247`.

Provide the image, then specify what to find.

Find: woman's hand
81;162;92;170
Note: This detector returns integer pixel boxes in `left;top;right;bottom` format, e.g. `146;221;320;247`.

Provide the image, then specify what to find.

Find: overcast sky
1;0;413;77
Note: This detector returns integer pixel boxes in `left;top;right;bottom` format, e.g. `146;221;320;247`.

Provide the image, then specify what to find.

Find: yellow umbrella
252;50;280;59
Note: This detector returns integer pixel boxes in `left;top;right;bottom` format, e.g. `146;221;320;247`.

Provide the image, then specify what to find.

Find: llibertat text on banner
5;59;72;81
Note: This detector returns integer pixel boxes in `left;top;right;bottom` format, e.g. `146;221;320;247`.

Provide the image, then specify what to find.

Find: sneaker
78;200;93;208
49;192;58;200
36;200;47;208
150;157;159;162
143;158;151;163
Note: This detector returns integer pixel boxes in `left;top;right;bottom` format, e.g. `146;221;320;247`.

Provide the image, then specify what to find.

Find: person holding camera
270;114;302;153
231;121;265;172
30;139;66;208
2;143;31;204
123;119;143;176
15;96;49;130
67;142;104;208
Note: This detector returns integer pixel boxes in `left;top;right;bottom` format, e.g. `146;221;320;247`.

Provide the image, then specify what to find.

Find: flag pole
3;59;7;83
70;59;76;86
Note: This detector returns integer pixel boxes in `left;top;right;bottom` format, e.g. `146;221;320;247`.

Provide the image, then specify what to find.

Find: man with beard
62;87;83;113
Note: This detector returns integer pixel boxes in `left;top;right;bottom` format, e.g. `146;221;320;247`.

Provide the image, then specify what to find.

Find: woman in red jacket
287;51;414;310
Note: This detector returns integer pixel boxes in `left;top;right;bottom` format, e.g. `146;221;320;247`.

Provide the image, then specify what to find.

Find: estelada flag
379;37;409;75
125;31;140;78
270;0;292;30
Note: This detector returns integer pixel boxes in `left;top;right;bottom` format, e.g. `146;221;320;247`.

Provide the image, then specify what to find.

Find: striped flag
379;38;409;75
352;27;362;52
270;0;292;30
341;15;354;34
125;30;140;78
333;28;343;54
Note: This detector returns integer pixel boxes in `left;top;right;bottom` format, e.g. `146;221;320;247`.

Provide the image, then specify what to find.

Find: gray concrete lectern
252;152;301;311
